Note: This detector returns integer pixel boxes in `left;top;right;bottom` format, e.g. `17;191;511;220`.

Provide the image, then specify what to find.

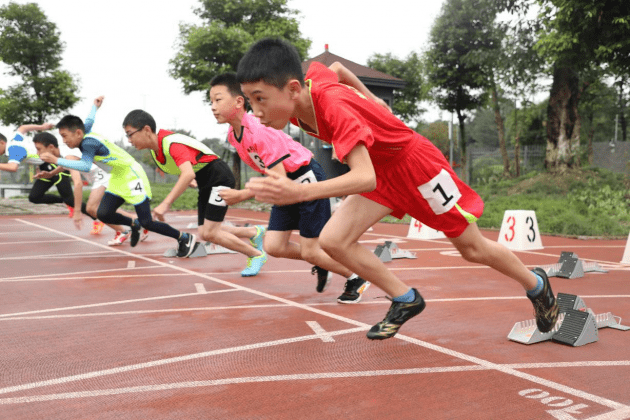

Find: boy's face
124;125;152;150
58;127;84;149
241;81;296;130
34;143;57;157
209;85;240;124
0;141;5;155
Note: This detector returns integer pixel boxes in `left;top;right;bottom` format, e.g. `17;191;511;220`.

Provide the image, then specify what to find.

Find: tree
169;0;311;187
0;2;79;126
367;52;428;124
425;0;493;181
530;0;630;171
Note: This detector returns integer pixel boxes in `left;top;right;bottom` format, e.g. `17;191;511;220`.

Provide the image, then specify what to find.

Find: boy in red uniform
122;110;267;276
238;38;558;340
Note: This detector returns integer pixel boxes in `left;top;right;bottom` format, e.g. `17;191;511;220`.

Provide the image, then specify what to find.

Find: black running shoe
130;219;141;247
367;288;425;340
312;266;332;293
528;268;559;333
177;233;197;258
337;277;370;303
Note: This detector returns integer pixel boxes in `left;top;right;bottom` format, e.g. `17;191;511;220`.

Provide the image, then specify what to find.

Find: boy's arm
0;162;19;172
152;161;196;221
84;96;104;134
17;122;55;135
245;144;376;205
44;139;98;172
328;62;392;112
70;168;85;229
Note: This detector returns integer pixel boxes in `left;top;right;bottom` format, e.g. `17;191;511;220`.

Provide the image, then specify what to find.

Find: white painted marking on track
306;321;335;342
10;218;629;412
585;406;630;420
0;265;163;282
127;261;136;268
0;239;78;246
195;283;206;294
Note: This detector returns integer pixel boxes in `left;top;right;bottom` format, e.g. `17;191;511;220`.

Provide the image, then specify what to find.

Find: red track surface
1;209;629;419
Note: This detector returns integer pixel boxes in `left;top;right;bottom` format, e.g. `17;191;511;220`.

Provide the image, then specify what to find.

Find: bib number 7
417;169;461;215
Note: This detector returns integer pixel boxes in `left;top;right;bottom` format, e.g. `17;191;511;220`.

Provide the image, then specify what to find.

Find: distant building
294;45;406;179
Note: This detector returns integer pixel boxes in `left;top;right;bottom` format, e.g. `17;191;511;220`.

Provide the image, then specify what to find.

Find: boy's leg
28;178;60;204
54;173;76;207
88;186;125;233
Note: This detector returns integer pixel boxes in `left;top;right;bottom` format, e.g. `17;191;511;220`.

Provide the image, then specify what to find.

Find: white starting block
508;293;629;346
540;251;608;279
622;231;630;264
374;241;417;263
407;218;446;240
497;210;543;251
163;242;238;258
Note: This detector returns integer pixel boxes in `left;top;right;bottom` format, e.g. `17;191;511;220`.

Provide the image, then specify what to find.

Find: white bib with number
248;151;266;171
209;185;229;207
417;169;461;215
293;170;317;184
128;179;146;196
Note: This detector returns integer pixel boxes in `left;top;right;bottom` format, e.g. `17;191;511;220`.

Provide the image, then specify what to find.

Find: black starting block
508;293;628;346
541;251;608;279
374;241;417;263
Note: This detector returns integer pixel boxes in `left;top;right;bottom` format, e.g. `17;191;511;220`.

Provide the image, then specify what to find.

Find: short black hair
33;132;59;148
57;115;85;133
122;109;156;133
0;133;6;142
210;73;245;98
237;38;304;89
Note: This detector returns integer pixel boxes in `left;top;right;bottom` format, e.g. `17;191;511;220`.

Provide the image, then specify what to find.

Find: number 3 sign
497;210;544;251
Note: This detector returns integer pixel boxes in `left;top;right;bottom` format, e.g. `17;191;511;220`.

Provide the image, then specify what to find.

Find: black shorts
267;160;331;239
195;159;236;225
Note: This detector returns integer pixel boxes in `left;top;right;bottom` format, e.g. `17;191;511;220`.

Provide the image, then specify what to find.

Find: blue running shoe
249;225;266;252
241;251;267;277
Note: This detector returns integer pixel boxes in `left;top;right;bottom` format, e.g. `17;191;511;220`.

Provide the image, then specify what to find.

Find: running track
1;209;629;419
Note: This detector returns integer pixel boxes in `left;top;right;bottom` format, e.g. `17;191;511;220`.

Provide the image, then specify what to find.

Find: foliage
367;52;428;124
169;0;311;97
415;120;451;157
0;2;80;125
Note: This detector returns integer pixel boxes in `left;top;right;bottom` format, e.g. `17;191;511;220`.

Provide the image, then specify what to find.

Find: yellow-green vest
150;133;218;175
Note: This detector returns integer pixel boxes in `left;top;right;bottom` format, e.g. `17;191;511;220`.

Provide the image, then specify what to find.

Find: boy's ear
287;79;303;100
236;95;245;108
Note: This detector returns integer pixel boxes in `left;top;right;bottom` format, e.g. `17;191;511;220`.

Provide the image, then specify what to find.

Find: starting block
622;231;630;264
163;241;238;258
508;293;628;346
374;241;417;263
541;251;608;279
407;218;446;240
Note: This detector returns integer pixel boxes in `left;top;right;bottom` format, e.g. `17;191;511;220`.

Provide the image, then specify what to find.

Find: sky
0;0;446;144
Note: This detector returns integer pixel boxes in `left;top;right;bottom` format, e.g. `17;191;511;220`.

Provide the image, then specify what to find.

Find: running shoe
108;231;131;246
367;288;426;340
249;225;266;251
312;266;332;293
130;218;141;247
177;233;197;258
140;228;149;242
241;251;268;277
90;220;105;235
528;268;559;333
67;204;74;218
337;277;370;303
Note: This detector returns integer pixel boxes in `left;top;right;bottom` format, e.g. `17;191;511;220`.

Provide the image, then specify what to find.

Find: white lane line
0;239;78;246
0;230;61;235
585;406;630;420
0;326;366;396
0;365;487;405
11;218;628;411
0;289;238;318
0;265;164;282
127;261;136;268
306;321;335;342
0;304;289;321
195;283;206;294
506;361;630;369
0;250;118;261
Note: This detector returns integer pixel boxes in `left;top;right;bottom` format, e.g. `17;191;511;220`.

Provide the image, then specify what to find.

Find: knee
137;215;152;228
86;205;98;218
28;193;40;204
300;246;319;264
96;206;109;222
318;233;343;257
262;240;283;258
457;244;487;264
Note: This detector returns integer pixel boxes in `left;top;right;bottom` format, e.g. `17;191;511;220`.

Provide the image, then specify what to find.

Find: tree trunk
490;76;510;177
587;111;594;165
456;109;467;184
619;76;627;142
513;104;520;177
545;64;581;172
232;153;242;190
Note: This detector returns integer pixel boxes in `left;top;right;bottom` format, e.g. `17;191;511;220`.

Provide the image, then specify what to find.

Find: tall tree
169;0;311;187
425;0;493;182
0;2;79;126
367;52;428;124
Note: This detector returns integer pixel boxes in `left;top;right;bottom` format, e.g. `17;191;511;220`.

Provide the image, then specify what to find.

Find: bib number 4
128;179;146;196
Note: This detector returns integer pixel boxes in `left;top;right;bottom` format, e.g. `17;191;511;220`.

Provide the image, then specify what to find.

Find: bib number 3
209;186;229;207
417;169;461;215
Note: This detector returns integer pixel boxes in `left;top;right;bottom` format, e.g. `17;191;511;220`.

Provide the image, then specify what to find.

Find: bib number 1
417;169;461;215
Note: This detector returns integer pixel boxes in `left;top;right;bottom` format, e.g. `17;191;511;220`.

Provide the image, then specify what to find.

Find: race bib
417;169;461;215
293;170;317;184
248;151;266;171
128;179;146;196
209;185;229;207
